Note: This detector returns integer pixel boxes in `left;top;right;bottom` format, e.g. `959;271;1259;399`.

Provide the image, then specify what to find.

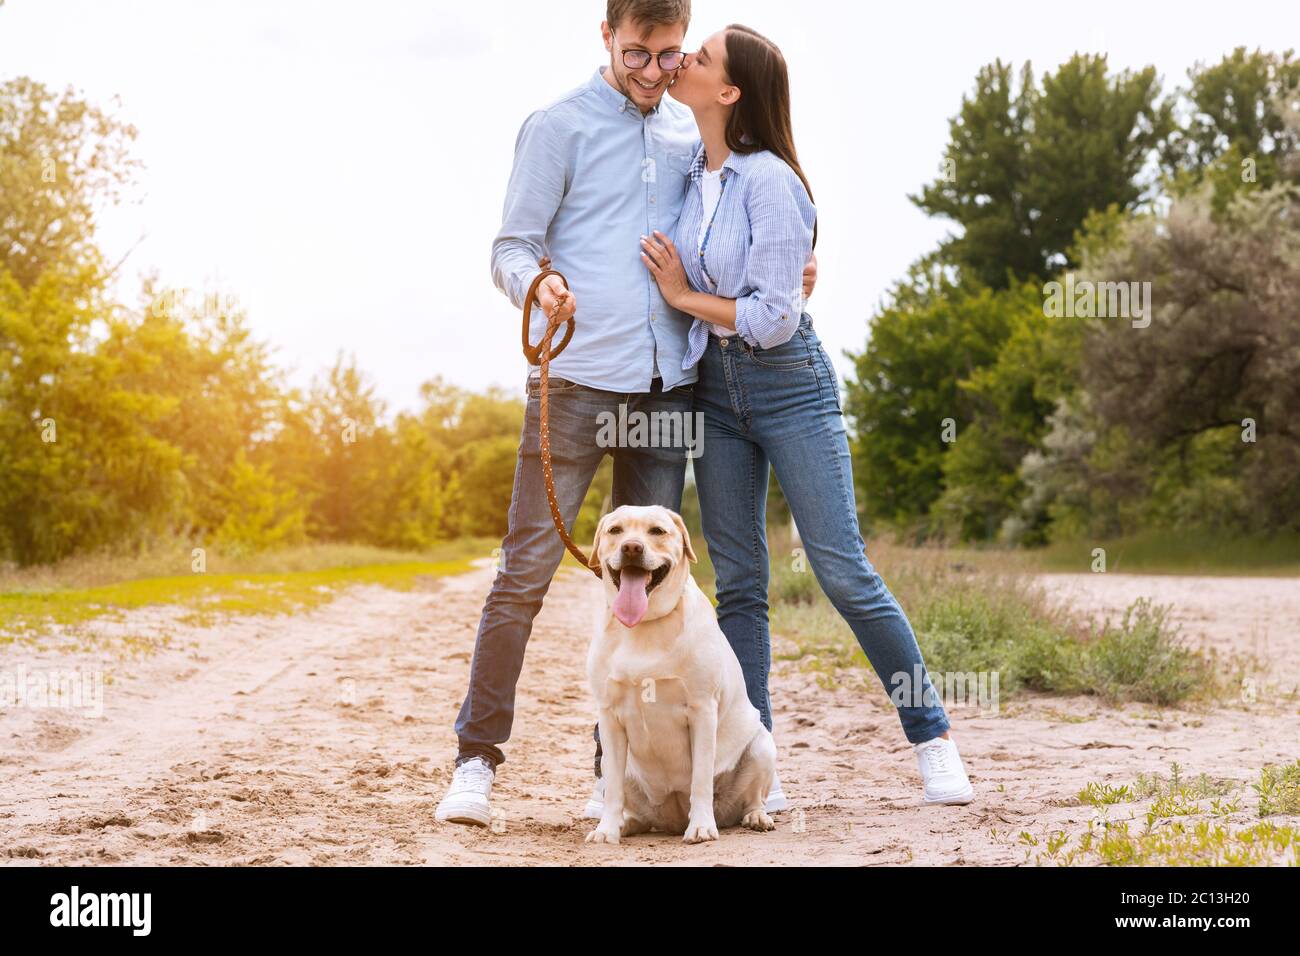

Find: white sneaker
583;776;605;819
914;736;974;805
435;756;495;826
765;771;789;813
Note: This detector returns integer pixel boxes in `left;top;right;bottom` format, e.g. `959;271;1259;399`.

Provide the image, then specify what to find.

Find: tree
932;281;1080;542
110;282;286;536
908;60;1038;288
212;450;308;555
300;353;391;542
911;54;1174;287
1171;47;1300;184
408;377;524;538
1075;178;1300;533
367;413;461;549
0;266;186;564
843;267;1028;531
0;77;139;289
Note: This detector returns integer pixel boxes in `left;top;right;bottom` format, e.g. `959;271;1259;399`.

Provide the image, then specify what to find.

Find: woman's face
669;30;738;111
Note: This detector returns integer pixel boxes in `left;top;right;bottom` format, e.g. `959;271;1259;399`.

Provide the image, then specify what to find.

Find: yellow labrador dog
584;504;776;844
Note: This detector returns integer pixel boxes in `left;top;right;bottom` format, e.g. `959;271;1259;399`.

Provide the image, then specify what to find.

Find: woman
640;24;974;807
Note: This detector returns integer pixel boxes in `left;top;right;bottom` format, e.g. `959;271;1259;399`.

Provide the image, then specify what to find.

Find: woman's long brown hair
722;23;817;247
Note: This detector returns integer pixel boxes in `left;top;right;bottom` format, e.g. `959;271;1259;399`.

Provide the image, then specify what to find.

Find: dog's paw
585;827;620;845
742;809;775;832
683;818;719;844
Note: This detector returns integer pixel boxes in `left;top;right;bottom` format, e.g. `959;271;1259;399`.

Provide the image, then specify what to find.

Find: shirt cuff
508;266;544;312
735;295;794;349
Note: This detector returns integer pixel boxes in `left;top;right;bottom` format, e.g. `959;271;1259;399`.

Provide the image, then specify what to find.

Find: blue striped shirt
676;144;817;369
490;67;700;391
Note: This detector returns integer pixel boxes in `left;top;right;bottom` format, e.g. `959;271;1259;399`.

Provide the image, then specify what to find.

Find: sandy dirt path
1;565;1296;865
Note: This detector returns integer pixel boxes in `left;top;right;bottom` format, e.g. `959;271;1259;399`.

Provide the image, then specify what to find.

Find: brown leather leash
522;257;601;578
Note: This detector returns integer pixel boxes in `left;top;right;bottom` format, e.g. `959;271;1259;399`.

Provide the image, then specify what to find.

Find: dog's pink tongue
612;567;650;628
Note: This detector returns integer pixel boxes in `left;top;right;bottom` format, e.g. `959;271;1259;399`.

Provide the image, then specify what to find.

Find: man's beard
609;57;671;105
609;58;637;102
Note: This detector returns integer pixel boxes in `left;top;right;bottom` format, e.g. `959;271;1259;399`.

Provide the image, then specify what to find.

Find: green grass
1074;763;1239;810
0;520;1239;712
1078;782;1134;806
1027;530;1300;576
1131;764;1237;802
545;523;1237;708
1024;818;1298;866
740;528;1224;707
1024;760;1300;865
1255;759;1300;817
0;538;497;642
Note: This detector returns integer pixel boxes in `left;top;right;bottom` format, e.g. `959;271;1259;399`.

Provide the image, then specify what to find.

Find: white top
695;165;729;337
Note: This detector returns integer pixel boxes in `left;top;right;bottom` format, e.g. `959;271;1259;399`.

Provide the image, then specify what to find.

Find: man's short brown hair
606;0;691;37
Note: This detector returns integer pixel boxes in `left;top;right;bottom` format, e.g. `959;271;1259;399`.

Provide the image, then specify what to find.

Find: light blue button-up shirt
490;67;700;391
676;144;817;369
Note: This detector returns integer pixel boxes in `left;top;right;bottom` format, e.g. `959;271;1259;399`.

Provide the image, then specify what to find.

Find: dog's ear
588;512;609;573
669;511;698;564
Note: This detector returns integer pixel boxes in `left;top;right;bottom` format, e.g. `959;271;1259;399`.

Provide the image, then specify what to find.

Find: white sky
2;0;1296;414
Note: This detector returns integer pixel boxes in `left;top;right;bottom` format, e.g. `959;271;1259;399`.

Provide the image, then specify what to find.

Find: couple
436;0;973;829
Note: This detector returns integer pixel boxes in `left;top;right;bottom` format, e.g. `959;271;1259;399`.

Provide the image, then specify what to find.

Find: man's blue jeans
692;315;951;745
454;373;693;769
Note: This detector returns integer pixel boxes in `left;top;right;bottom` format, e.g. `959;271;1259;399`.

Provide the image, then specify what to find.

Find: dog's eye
607;525;622;535
648;526;667;535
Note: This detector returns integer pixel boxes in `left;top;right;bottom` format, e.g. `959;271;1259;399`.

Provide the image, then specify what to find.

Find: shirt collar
688;142;758;183
589;65;664;117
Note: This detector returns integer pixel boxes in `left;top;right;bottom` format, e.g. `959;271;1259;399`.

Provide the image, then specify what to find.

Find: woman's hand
640;231;691;310
802;251;817;299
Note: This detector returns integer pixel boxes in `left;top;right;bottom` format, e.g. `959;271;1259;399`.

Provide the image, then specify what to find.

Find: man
435;0;814;827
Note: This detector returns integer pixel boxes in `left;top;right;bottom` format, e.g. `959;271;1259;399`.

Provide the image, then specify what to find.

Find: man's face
601;19;687;114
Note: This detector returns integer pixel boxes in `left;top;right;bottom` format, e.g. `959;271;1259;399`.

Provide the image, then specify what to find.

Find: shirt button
720;338;728;348
650;196;656;204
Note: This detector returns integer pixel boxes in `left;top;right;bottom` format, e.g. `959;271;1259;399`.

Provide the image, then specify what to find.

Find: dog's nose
621;540;644;560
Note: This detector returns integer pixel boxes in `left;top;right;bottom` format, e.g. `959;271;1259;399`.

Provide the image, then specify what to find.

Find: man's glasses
613;31;685;71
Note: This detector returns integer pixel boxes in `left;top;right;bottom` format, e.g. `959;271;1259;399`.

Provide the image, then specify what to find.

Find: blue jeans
692;314;950;745
454;373;693;769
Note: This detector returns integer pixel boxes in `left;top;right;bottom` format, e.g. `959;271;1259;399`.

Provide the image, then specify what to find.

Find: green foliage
1254;760;1300;817
0;547;485;642
0;77;527;567
909;60;1039;287
1078;599;1211;706
1078;782;1132;806
0;266;188;563
1066;180;1300;536
403;377;527;540
934;293;1079;543
916;592;1211;706
1032;529;1300;575
844;273;1028;529
849;47;1300;546
1027;817;1298;866
0;77;140;288
1168;47;1300;208
910;54;1174;288
452;435;518;538
758;526;1216;706
6;43;1300;569
211;451;308;555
